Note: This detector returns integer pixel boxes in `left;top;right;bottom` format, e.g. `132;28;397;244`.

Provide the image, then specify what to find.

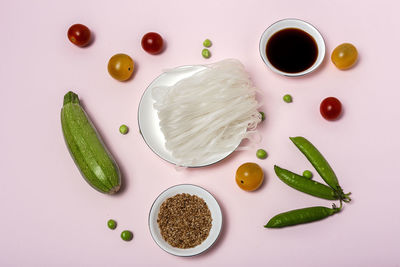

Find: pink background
1;0;399;266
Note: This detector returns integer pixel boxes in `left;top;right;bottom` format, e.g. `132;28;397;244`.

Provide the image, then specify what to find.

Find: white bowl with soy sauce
259;19;325;77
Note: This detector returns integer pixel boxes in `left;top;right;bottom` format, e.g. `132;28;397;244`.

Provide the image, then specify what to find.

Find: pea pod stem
289;136;351;202
274;165;340;200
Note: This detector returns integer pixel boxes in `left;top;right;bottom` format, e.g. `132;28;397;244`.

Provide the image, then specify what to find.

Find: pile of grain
157;193;212;249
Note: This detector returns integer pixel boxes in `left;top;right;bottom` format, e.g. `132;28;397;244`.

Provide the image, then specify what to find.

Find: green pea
259;111;265;121
107;219;117;230
283;94;292;103
202;49;211;59
302;170;313;179
256;149;267;159
119;124;129;135
121;230;133;241
203;39;212;47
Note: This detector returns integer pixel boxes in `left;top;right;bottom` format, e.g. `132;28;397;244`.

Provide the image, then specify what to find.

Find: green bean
202;49;211;58
107;219;117;230
302;170;313;179
274;165;339;200
119;124;129;135
264;204;341;228
256;149;268;159
259;111;265;121
289;136;351;202
121;230;133;241
203;39;212;48
283;94;292;103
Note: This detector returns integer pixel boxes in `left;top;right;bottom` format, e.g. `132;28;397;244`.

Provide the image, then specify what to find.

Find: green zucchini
61;91;121;194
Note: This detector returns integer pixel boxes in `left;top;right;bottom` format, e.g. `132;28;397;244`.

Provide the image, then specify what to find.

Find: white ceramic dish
259;18;325;77
137;65;241;167
148;184;223;257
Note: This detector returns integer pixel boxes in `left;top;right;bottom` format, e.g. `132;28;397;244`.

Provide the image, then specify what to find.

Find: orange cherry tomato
107;54;134;81
236;162;264;191
331;43;358;70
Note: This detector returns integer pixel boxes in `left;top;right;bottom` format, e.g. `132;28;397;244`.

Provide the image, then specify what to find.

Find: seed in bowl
157;193;212;249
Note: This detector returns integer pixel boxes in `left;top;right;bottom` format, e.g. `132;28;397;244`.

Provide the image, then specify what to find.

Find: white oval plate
137;65;240;167
148;184;223;257
259;18;326;77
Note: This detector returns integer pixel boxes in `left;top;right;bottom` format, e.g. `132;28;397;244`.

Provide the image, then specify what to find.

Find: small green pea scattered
202;48;211;59
121;230;133;241
283;94;293;103
119;124;129;135
256;149;268;159
303;170;313;179
260;111;265;121
107;219;117;230
203;39;212;47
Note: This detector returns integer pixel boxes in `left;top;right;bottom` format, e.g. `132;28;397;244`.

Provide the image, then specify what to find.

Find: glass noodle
152;59;261;166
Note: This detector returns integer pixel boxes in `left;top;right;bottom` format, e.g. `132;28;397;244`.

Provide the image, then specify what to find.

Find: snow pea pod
289;136;351;202
274;165;339;200
264;204;341;228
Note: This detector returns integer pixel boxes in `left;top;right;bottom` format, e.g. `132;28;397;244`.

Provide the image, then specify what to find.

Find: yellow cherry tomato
331;43;358;70
107;54;134;81
235;162;264;191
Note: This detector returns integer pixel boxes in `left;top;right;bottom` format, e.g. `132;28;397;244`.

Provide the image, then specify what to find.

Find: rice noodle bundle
152;59;261;166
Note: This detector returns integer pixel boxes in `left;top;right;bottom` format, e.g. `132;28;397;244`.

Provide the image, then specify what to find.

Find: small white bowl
259;18;325;77
148;184;223;257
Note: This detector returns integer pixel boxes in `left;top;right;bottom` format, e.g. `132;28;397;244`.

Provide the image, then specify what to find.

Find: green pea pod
274;165;339;200
289;136;351;202
264;204;341;228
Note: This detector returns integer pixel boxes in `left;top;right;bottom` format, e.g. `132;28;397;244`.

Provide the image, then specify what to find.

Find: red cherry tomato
320;97;342;120
68;24;91;47
141;32;164;54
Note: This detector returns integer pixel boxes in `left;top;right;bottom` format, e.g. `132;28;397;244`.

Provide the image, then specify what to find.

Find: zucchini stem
63;91;80;105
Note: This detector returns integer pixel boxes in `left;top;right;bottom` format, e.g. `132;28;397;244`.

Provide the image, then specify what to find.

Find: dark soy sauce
266;28;318;73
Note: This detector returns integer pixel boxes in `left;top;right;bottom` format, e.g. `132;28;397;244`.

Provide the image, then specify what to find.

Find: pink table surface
1;0;400;266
